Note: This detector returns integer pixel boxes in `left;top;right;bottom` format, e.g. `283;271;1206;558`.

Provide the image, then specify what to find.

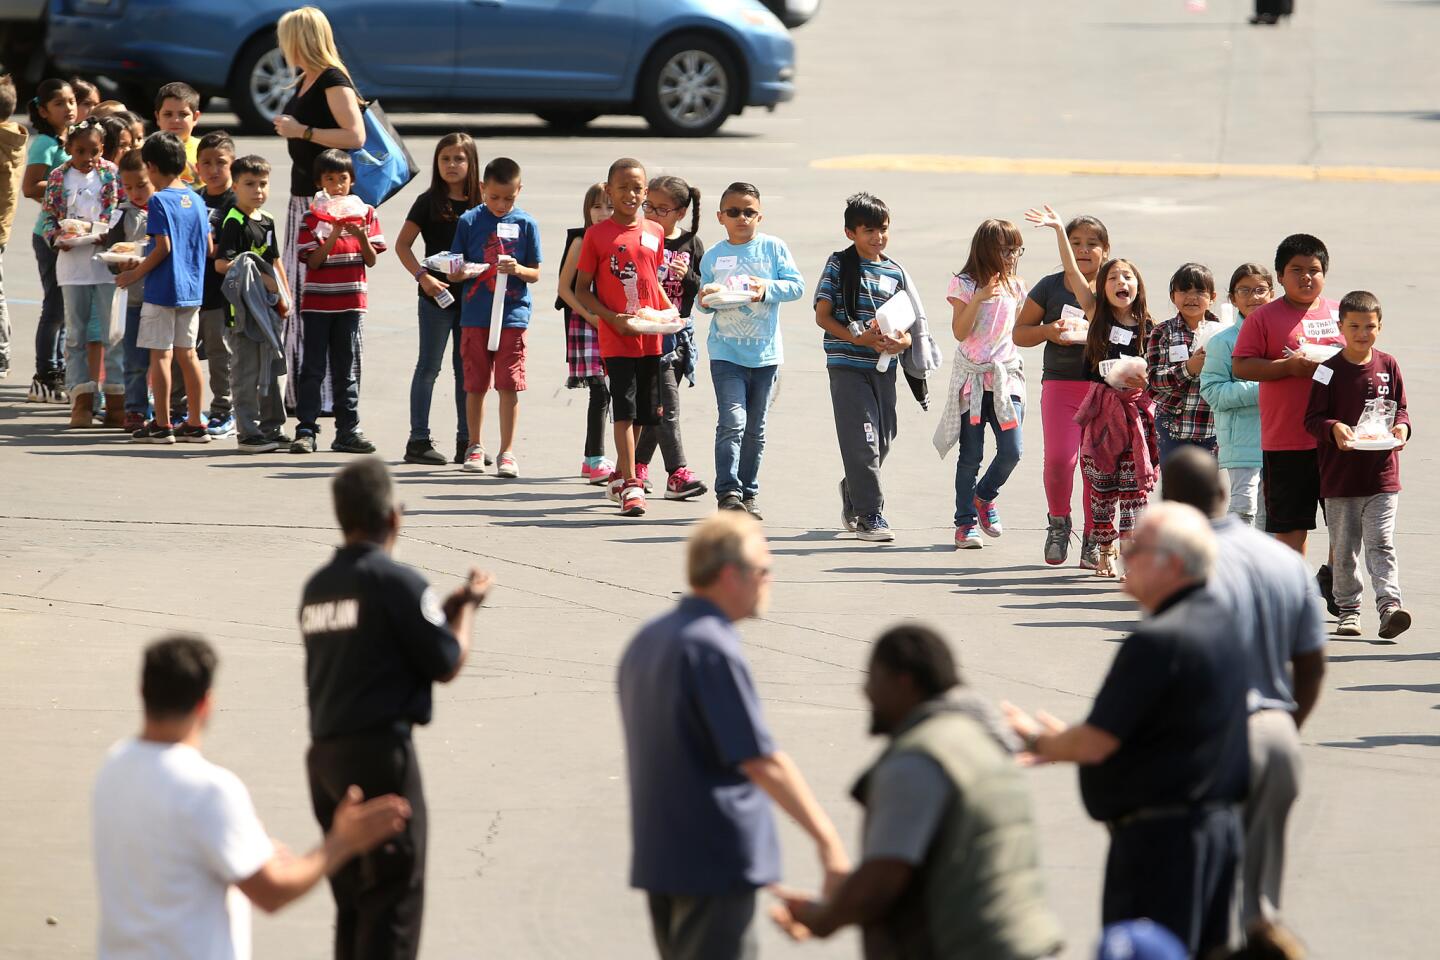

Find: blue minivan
46;0;799;136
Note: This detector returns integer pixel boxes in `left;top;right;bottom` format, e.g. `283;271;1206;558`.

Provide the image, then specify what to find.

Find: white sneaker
462;444;486;473
496;452;518;478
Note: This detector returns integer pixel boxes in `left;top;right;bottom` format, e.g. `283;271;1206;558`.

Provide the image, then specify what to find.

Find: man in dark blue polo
618;511;849;960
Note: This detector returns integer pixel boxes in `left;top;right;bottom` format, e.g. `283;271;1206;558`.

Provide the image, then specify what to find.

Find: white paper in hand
873;288;917;372
489;271;508;351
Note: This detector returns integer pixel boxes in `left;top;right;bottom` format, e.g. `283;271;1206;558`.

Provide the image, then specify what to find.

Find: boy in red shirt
290;150;386;454
1304;291;1411;639
1232;233;1343;562
574;157;675;517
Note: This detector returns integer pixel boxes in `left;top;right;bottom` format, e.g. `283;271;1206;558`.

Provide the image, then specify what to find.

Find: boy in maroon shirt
1304;291;1411;639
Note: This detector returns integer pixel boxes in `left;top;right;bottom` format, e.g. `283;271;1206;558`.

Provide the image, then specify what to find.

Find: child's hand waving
1024;205;1064;232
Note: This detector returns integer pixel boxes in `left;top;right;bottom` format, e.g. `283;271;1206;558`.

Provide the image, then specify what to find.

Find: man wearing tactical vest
771;624;1064;960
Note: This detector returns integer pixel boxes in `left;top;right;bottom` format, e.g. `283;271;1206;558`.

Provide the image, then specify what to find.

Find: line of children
696;180;804;517
0;75;22;384
397;132;478;467
556;182;615;484
575;157;673;517
447;156;541;478
934;218;1027;549
291;149;385;454
1014;212;1112;568
1200;263;1274;527
1146;262;1219;459
41;117;120;427
636;174;707;501
1304;290;1410;639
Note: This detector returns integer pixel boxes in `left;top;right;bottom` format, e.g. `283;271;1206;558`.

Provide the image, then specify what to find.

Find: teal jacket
1199;323;1261;468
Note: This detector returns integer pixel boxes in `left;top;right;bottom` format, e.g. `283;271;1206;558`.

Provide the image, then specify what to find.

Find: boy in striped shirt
291;150;386;454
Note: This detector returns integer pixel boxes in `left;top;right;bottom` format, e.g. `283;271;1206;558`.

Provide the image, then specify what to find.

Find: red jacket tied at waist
1076;382;1159;490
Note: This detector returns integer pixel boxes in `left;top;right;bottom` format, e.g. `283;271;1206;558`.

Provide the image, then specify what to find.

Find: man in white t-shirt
93;635;411;960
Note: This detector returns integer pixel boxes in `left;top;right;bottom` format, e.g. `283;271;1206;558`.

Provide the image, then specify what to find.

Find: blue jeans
62;283;120;392
122;301;150;415
711;359;778;499
32;232;64;377
954;392;1024;526
297;310;361;437
1156;416;1218;462
408;297;467;443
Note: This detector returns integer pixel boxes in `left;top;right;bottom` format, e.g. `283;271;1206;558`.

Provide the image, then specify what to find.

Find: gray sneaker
742;496;763;520
1378;606;1412;640
1336;611;1362;637
332;432;377;454
1079;534;1099;570
289;432;316;454
1044;514;1072;566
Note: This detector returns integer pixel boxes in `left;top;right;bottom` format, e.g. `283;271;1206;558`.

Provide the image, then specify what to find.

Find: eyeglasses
722;207;761;220
1003;246;1025;258
1233;285;1271;298
642;201;682;216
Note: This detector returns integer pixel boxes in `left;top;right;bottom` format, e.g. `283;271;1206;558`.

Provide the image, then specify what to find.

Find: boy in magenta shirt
1304;290;1411;639
1232;233;1343;561
575;157;674;518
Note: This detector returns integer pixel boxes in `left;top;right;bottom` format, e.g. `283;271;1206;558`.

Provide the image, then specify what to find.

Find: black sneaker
405;438;448;465
290;431;316;454
238;435;280;454
131;420;175;444
175;422;212;443
454;438;466;465
264;429;293;445
1317;564;1340;618
742;496;764;520
332;431;377;454
718;493;745;511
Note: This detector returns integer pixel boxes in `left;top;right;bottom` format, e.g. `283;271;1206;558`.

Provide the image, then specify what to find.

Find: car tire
638;34;738;137
230;34;298;134
536;109;600;131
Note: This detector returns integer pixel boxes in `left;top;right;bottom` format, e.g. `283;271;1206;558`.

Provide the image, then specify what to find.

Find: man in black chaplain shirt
1004;502;1249;957
300;457;492;960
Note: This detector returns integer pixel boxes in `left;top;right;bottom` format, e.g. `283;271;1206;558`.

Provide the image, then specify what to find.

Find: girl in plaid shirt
1146;263;1219;460
556;182;614;484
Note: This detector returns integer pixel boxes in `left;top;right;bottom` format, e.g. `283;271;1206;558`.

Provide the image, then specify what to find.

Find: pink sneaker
620;483;647;517
665;466;708;501
635;462;653;492
582;457;614;484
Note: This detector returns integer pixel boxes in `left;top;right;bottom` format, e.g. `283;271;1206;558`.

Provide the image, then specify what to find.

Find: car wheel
230;35;299;134
639;34;737;137
536;109;600;131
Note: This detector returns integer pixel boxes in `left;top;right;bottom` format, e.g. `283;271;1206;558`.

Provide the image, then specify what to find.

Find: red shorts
461;326;527;393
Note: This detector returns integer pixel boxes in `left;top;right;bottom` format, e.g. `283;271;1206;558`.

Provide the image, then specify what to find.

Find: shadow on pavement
1318;734;1440;749
1328;650;1440;663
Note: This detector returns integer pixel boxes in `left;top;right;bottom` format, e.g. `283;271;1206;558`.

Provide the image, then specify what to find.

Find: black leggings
585;380;609;458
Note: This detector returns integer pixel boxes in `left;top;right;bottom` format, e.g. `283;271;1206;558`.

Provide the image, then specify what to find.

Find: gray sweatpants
1325;492;1401;613
828;365;898;517
227;330;286;440
647;891;756;960
170;307;234;418
1243;708;1302;927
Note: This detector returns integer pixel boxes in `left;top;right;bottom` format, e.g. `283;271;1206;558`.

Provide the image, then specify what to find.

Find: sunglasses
722;207;760;220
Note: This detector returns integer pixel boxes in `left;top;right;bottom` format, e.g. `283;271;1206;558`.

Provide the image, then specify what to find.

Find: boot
69;384;96;428
102;391;126;428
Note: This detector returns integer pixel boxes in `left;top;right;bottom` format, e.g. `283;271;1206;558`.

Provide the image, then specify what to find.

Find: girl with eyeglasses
635;174;708;502
1199;263;1275;527
933;218;1028;550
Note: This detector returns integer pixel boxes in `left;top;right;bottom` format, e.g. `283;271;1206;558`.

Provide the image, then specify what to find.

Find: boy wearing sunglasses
695;182;804;518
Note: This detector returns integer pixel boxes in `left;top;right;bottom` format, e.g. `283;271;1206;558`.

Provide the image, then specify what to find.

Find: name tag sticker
874;274;898;296
1313;364;1333;385
1169;344;1190;362
641;232;660;252
496;222;520;239
1060;304;1086;322
715;255;738;271
1303;316;1340;340
1109;326;1133;346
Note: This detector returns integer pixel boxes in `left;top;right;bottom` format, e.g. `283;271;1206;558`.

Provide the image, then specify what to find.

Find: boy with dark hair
814;192;914;542
217;154;291;453
117;132;212;444
291;149;386;455
0;73;23;380
189;130;238;436
153;81;201;187
447;155;541;477
1304;290;1411;639
1232;234;1343;561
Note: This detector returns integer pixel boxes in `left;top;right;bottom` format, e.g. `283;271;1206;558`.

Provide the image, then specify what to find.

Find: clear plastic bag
1354;398;1397;441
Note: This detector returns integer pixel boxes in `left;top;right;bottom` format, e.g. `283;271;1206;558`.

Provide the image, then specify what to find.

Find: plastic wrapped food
58;218;93;238
309;192;369;224
629;306;685;335
700;274;755;309
1294;341;1341;363
1099;354;1147;388
1353;398;1398;447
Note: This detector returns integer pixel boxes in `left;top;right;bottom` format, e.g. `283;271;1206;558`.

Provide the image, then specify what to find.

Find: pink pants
1041;379;1095;534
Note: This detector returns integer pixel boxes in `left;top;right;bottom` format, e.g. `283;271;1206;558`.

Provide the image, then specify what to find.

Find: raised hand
1024;204;1064;231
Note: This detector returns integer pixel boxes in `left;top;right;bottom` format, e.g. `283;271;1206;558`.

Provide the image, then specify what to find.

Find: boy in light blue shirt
696;182;804;517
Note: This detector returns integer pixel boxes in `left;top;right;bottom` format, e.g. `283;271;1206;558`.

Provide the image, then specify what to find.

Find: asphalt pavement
2;1;1438;957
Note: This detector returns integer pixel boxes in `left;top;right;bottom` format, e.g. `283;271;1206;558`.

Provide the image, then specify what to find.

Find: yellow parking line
809;154;1440;184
